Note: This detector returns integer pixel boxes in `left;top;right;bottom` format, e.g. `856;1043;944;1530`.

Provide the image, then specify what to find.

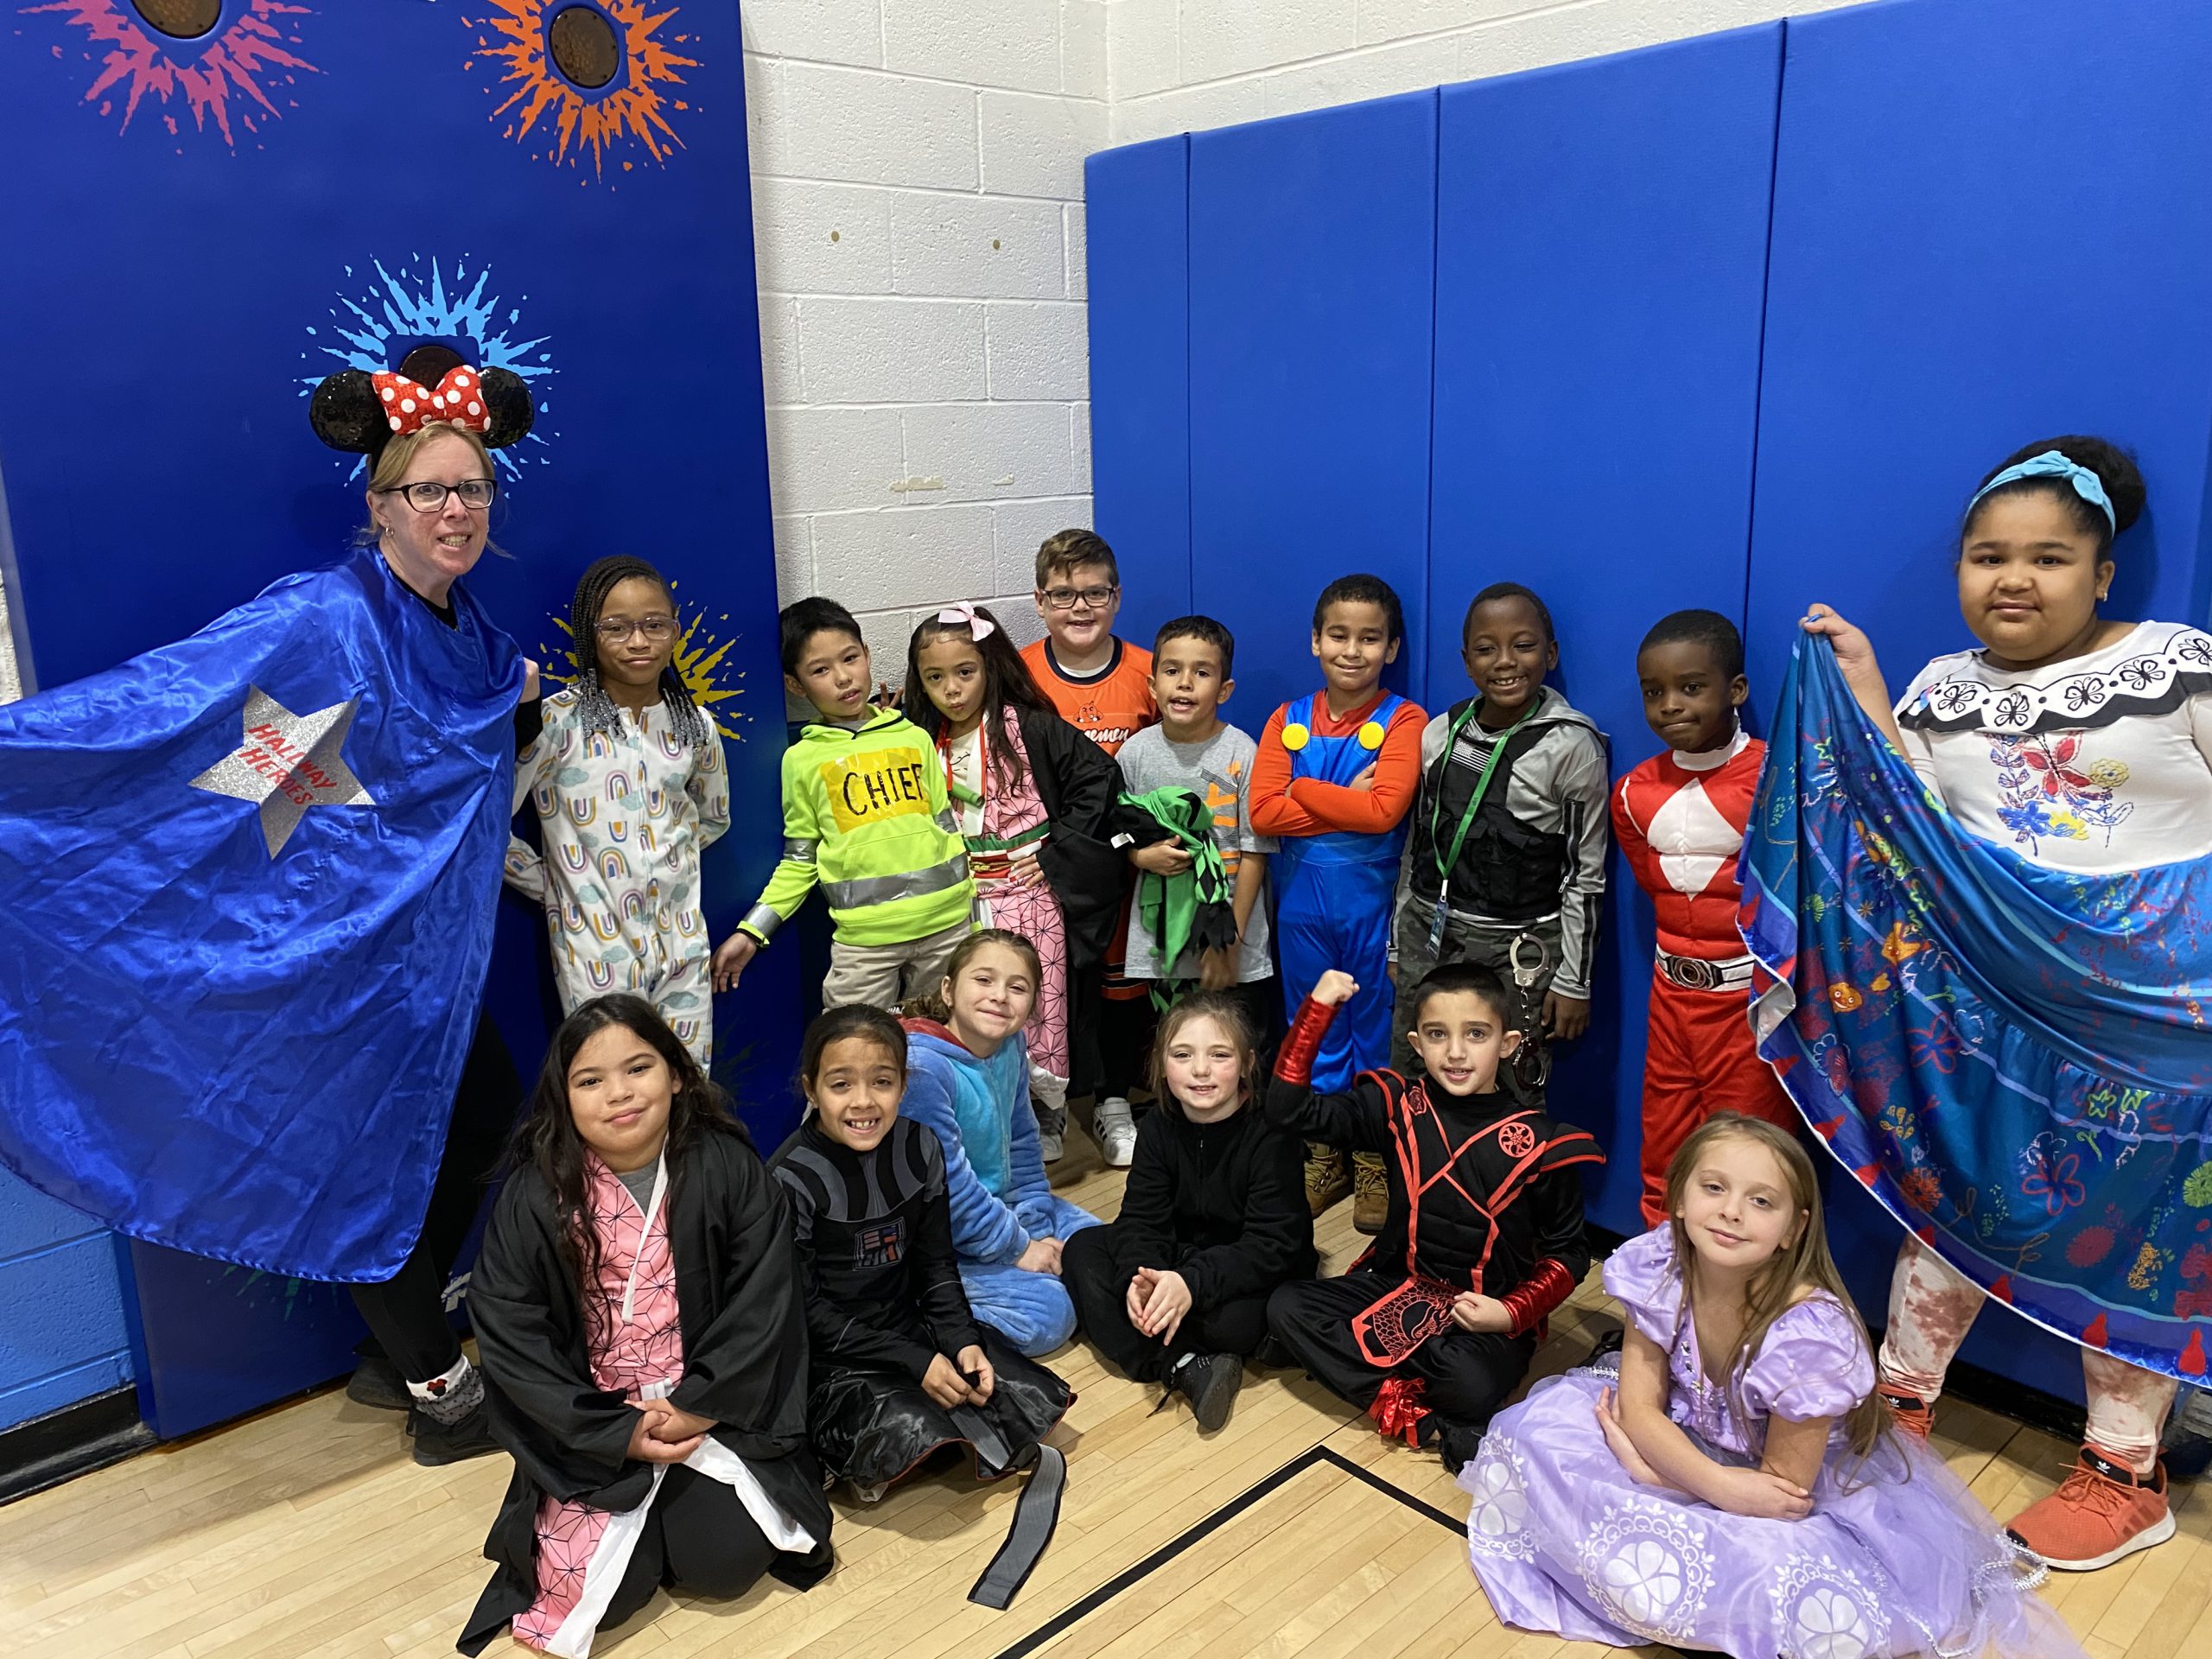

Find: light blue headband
1969;449;2116;534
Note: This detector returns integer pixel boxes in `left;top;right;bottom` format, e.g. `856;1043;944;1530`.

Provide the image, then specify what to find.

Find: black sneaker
408;1402;501;1466
346;1352;410;1412
1172;1353;1243;1433
1586;1327;1624;1367
1437;1421;1485;1476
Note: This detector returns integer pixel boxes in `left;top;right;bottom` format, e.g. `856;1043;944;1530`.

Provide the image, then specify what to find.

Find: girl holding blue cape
1796;436;2212;1572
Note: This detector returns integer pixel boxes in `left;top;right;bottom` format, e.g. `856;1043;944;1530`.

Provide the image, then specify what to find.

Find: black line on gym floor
986;1444;1462;1659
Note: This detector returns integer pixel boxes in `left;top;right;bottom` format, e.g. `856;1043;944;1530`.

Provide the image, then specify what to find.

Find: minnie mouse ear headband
935;601;996;642
308;345;534;461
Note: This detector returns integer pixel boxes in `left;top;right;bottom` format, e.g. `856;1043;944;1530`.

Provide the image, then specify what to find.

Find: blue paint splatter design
299;256;557;479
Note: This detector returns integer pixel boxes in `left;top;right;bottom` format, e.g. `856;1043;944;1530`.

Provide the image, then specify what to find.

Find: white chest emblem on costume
1649;780;1739;895
190;685;377;856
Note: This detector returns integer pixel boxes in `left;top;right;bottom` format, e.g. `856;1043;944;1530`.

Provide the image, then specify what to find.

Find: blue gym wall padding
1;0;795;1436
1428;23;1784;1235
1746;0;2212;1407
1085;134;1192;651
1187;89;1439;729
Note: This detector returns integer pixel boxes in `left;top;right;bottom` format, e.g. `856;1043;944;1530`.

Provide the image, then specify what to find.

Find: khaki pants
821;919;973;1013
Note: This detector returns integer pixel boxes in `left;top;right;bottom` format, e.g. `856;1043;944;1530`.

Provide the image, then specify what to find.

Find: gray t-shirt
616;1162;659;1217
1116;722;1275;984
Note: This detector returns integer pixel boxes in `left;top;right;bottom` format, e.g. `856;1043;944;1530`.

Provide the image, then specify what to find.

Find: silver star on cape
190;685;377;857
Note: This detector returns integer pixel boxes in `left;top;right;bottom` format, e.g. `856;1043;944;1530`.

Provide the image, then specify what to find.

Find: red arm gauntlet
1500;1257;1575;1339
1274;996;1338;1086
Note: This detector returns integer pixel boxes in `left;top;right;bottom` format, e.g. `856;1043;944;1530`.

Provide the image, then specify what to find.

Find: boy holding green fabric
1116;618;1278;1068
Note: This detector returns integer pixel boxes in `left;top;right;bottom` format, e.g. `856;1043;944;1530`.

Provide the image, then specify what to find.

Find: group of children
477;528;2090;1656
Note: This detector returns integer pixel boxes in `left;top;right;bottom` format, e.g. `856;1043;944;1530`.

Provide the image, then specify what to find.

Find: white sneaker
1038;1129;1064;1164
1096;1097;1137;1167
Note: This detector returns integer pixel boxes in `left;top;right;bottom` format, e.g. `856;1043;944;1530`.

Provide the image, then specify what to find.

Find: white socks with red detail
409;1353;483;1424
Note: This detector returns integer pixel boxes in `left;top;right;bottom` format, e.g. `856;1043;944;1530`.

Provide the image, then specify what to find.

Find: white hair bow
937;601;996;641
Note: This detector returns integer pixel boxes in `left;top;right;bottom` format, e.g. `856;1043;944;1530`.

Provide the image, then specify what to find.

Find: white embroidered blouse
1893;620;2212;874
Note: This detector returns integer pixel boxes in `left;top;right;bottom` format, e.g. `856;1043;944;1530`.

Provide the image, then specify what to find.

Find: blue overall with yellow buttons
1274;692;1409;1092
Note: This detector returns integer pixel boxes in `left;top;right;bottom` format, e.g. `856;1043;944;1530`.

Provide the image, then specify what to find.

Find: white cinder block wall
746;0;1872;692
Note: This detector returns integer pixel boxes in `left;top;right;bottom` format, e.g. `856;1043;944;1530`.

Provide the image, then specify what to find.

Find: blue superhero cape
1742;633;2212;1382
0;549;523;1281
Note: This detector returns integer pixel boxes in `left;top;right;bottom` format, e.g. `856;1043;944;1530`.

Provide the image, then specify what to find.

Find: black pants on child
346;1013;521;1382
1062;1224;1273;1384
599;1465;779;1630
1265;1270;1535;1427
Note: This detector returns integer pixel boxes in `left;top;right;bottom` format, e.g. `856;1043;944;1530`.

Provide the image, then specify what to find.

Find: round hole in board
549;4;621;90
131;0;221;37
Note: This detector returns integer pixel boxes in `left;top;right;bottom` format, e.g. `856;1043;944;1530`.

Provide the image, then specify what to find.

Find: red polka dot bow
370;365;492;436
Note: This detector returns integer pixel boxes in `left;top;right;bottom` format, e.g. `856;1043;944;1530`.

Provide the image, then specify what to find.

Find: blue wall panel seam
1421;89;1442;713
0;1232;113;1272
1739;22;1789;642
1183;133;1195;617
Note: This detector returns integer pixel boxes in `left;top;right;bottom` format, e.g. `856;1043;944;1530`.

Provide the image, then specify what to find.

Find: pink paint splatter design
22;1;315;148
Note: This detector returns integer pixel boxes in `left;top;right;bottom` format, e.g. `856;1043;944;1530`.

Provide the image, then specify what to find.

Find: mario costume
1611;726;1793;1224
1249;689;1427;1091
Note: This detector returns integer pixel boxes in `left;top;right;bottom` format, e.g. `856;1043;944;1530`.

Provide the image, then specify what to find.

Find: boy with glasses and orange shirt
1021;530;1158;1164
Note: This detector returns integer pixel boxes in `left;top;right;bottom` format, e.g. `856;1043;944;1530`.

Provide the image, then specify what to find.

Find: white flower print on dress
1462;1440;1534;1563
1771;1554;1887;1659
1574;1498;1713;1643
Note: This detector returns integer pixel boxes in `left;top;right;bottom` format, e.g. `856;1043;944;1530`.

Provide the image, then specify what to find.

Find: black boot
1170;1353;1243;1433
346;1351;410;1412
408;1400;501;1466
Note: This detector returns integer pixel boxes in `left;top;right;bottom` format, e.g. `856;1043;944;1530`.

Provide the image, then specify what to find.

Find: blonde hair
356;424;500;550
1663;1115;1894;1471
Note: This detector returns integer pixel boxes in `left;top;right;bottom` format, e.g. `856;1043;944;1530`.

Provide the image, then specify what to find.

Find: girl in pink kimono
460;995;833;1657
902;604;1128;1158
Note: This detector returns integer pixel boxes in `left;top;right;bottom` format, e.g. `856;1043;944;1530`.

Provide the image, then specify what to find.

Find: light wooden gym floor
4;1141;2209;1659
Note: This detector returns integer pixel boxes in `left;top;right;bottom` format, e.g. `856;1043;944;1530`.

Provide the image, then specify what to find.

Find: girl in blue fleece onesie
899;929;1100;1356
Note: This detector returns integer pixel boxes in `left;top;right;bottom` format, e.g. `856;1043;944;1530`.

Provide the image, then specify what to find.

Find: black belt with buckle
1658;951;1750;992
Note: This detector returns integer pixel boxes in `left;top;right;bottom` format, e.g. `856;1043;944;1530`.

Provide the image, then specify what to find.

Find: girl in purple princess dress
1459;1116;2084;1659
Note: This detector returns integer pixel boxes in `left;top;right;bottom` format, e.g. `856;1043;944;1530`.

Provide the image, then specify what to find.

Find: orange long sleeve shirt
1248;689;1428;838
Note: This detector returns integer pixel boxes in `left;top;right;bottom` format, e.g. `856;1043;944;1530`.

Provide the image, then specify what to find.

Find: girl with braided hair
508;556;729;1063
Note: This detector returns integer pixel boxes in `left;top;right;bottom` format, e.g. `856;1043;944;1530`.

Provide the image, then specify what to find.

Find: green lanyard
1427;697;1538;900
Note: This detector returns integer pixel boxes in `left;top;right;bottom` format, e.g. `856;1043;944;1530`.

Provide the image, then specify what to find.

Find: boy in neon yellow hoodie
711;597;976;1008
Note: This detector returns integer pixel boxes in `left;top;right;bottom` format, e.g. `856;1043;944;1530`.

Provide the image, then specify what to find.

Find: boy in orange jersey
1248;574;1427;1217
1021;529;1159;1164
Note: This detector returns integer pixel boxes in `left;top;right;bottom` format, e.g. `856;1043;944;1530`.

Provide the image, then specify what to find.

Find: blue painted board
1747;0;2212;1405
1085;134;1192;652
1187;90;1439;729
1;0;794;1435
1428;25;1783;1232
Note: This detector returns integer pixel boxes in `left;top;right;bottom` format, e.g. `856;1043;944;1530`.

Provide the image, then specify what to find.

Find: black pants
1063;1224;1273;1384
1072;963;1159;1103
1265;1271;1535;1427
599;1465;779;1630
347;1014;520;1382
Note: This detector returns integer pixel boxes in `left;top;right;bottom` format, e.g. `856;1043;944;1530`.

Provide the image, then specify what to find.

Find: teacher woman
0;353;541;1462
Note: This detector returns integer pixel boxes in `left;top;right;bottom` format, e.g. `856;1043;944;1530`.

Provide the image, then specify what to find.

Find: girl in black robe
460;995;833;1657
770;1005;1072;1501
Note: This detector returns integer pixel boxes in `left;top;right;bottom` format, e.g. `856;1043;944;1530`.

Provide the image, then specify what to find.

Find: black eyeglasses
1039;583;1117;612
380;479;498;512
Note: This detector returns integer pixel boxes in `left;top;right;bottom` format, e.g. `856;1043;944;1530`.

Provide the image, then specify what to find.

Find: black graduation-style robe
458;1125;833;1654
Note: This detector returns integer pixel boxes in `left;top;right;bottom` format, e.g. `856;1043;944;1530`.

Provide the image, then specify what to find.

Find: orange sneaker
2006;1446;2175;1571
1882;1390;1935;1441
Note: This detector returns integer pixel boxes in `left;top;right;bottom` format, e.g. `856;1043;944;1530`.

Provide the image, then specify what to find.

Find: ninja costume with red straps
1611;728;1794;1226
1261;995;1599;1445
